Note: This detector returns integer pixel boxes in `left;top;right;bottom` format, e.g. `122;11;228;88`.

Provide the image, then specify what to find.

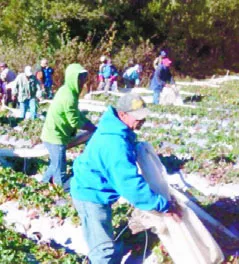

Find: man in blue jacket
70;94;177;263
150;58;175;104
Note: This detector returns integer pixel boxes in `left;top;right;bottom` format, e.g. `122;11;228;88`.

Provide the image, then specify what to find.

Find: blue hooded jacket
101;64;118;79
70;106;169;212
123;65;140;83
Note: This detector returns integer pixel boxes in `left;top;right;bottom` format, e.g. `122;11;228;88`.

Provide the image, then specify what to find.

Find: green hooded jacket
41;64;88;145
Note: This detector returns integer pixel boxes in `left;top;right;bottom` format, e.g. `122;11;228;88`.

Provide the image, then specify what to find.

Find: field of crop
0;79;238;263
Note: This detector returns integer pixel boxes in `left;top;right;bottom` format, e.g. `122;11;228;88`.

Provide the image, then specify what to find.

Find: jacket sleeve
65;100;89;130
35;78;41;91
106;139;170;212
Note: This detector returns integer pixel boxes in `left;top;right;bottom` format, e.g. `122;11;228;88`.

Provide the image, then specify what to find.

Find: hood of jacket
63;63;87;94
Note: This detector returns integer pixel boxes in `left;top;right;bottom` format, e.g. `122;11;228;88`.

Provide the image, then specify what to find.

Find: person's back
3;68;16;83
71;95;169;206
41;63;96;187
123;64;141;88
71;106;138;204
101;63;112;79
0;70;15;106
12;66;41;119
40;58;54;99
150;58;174;104
13;72;40;102
41;63;88;145
0;63;16;83
42;67;54;87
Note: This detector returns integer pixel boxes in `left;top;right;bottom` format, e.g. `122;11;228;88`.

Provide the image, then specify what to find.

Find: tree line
0;0;238;89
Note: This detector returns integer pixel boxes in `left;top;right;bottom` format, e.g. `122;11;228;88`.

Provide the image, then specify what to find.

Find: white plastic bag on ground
160;85;183;106
135;142;224;264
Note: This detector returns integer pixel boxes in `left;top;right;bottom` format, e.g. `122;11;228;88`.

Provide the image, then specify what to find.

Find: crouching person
70;94;178;263
123;64;142;88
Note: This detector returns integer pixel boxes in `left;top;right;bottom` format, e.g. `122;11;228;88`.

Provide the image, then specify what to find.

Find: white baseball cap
24;66;33;77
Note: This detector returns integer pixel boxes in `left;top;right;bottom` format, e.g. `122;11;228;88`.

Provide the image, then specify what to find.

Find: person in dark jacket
153;50;167;70
70;93;179;263
150;58;175;104
40;58;54;99
0;62;16;83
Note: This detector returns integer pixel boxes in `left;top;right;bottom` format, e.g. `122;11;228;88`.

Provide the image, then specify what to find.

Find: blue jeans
42;142;66;186
44;85;53;99
19;98;37;119
153;89;161;104
72;200;122;264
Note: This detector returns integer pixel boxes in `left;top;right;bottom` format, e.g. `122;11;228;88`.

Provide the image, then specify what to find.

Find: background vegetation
0;0;239;90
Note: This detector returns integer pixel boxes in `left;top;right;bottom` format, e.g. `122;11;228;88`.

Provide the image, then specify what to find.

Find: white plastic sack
136;142;170;200
136;142;224;264
160;85;183;106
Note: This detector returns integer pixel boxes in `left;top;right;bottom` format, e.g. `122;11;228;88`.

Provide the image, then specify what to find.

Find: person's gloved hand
128;208;151;235
165;197;182;222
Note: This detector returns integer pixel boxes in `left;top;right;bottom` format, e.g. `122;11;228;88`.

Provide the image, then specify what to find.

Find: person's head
116;94;150;130
162;58;172;67
100;55;107;63
160;50;167;58
64;63;88;94
40;58;48;68
24;65;33;78
133;64;142;73
0;62;7;72
78;71;88;89
128;58;135;67
0;68;8;81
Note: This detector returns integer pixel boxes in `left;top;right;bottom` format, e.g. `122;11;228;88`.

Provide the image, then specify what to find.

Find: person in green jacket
41;63;96;187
